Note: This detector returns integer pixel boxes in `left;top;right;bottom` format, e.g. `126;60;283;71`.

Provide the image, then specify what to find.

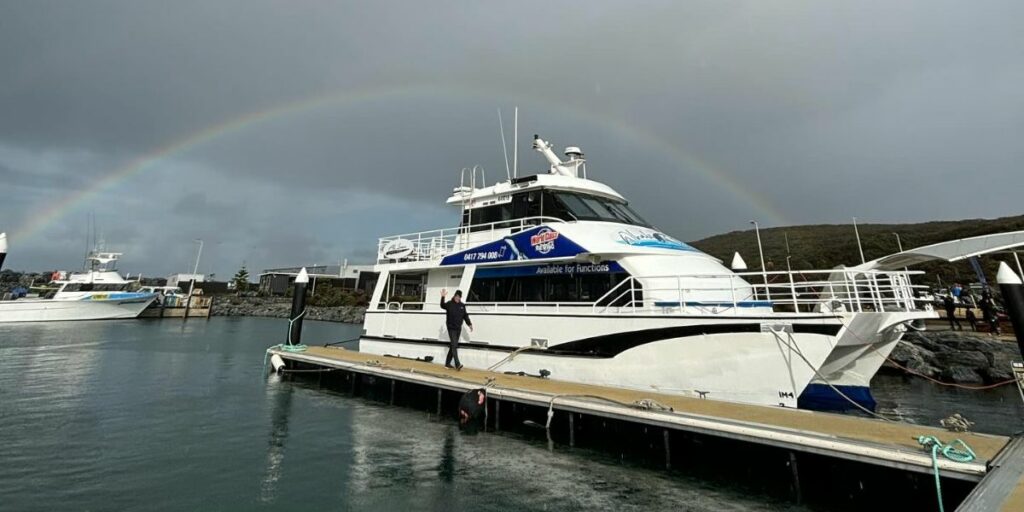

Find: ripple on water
1;318;1021;511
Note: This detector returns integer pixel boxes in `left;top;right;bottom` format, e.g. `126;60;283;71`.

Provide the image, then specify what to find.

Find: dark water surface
1;317;1021;511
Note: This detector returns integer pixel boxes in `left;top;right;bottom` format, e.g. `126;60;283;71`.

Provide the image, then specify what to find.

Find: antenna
498;109;511;180
83;216;90;269
513;107;519;178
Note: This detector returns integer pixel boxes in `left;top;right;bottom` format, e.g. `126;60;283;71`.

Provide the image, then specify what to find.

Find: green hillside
688;215;1024;287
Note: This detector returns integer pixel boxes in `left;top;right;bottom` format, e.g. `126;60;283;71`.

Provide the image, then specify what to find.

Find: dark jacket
943;295;956;314
441;297;472;331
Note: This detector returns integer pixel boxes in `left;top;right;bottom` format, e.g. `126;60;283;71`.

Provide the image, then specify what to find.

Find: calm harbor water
1;317;1021;511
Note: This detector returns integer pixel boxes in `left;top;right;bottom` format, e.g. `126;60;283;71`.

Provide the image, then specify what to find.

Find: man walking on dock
440;289;473;370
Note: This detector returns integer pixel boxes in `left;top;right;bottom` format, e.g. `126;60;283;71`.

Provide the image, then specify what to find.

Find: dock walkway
269;345;1023;509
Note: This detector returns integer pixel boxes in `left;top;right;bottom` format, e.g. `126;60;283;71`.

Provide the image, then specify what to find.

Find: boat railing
378;269;932;317
591;269;931;315
376;216;566;264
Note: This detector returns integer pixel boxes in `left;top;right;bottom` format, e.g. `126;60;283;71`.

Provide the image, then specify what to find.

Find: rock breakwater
887;330;1021;384
211;296;366;324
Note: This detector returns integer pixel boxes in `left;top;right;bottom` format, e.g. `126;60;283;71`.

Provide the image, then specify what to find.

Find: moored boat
357;133;936;409
0;244;156;323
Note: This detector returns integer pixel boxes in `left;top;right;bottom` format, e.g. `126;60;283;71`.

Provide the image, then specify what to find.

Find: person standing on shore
965;307;978;331
440;289;473;370
980;291;1001;336
943;293;962;331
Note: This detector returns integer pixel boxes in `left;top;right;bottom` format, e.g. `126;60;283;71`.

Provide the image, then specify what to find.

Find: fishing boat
0;243;156;323
358;133;936;410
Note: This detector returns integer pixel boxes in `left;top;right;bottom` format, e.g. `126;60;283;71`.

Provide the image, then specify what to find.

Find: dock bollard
288;267;309;347
0;232;7;271
996;262;1024;358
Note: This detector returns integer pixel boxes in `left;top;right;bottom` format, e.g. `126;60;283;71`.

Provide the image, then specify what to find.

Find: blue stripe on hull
798;384;877;412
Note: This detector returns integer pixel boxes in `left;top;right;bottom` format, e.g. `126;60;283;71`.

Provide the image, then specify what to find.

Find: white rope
766;326;895;421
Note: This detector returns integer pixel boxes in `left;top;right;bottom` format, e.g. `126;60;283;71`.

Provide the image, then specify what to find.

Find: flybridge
444;134;619;206
377;133;657;265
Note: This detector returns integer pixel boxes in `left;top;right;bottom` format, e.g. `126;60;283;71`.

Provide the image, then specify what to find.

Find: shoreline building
259;263;377;296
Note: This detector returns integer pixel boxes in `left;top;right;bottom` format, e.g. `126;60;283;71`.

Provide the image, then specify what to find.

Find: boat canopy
851;230;1024;271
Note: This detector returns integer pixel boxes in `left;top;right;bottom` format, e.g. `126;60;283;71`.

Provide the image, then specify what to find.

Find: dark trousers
445;328;462;367
946;310;961;330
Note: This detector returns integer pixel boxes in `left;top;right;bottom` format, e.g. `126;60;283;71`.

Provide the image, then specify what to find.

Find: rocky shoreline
887;330;1021;384
211;296;366;324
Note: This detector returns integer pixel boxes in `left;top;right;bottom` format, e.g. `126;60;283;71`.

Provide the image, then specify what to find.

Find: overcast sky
2;1;1021;278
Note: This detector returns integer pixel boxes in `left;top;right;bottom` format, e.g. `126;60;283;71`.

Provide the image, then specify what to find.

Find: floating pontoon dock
268;345;1024;511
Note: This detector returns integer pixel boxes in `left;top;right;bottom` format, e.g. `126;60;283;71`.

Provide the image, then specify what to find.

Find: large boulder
892;330;1022;384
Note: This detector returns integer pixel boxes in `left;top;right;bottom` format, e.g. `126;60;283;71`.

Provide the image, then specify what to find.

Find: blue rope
916;435;976;512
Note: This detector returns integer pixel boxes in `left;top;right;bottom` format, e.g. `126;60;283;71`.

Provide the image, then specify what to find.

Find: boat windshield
461;189;652;231
550;191;650;227
61;282;129;292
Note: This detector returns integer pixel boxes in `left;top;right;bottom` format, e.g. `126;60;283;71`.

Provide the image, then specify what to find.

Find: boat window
468;269;631;304
382;271;428;308
549;191;651;227
93;283;128;292
579;196;618;219
462;203;514;232
554;193;597;219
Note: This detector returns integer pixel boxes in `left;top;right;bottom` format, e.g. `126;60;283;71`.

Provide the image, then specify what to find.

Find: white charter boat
0;244;156;323
359;135;936;410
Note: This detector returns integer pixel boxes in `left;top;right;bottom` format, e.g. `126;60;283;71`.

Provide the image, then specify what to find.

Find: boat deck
269;345;1014;487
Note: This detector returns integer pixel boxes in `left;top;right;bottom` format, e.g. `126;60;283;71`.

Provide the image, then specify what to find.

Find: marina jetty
264;263;1024;511
268;345;1023;511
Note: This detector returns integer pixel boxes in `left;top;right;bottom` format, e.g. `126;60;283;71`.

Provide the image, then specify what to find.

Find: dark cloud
1;1;1022;277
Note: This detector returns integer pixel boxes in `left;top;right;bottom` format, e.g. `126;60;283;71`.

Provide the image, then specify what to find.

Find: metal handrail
378;268;929;317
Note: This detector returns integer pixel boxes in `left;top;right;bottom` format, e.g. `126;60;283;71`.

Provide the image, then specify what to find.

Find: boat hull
360;311;841;408
0;294;156;323
798;311;936;411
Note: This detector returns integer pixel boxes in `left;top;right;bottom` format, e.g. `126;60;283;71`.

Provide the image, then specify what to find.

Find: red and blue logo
529;228;559;255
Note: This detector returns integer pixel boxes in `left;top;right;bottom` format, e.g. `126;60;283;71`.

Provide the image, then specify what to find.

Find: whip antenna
513;107;519;178
498;109;511;180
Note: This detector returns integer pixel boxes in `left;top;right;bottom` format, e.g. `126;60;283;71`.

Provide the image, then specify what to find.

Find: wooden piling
569;412;576;447
789;451;802;505
663;429;672;470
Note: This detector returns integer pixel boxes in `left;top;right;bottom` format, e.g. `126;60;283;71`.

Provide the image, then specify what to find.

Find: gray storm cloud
1;0;1021;276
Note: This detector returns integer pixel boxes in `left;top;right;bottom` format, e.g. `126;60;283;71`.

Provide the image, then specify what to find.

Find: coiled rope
916;435;976;512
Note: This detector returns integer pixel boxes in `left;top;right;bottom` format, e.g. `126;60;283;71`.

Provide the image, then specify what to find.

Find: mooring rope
916;435;977;512
542;393;676;432
835;316;1016;390
284;308;308;348
261;341;309;377
324;336;361;347
766;327;895;421
487;346;534;372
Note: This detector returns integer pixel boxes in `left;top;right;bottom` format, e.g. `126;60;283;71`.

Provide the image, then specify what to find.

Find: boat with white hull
0;244;156;323
357;134;936;409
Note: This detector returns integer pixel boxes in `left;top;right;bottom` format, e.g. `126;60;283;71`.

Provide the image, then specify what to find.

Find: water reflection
260;375;293;503
437;427;456;483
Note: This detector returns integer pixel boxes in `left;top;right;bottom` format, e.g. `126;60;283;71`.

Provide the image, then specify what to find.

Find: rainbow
10;84;787;242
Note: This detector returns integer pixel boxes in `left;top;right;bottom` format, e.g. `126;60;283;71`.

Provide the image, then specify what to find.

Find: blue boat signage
616;228;697;252
440;226;587;266
475;261;625;278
